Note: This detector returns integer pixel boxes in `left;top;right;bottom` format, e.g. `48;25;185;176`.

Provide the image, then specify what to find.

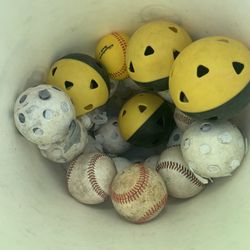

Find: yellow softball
95;32;129;80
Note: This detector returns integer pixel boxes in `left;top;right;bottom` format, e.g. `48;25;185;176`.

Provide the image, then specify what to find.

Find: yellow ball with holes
95;32;129;80
169;36;250;120
118;92;175;147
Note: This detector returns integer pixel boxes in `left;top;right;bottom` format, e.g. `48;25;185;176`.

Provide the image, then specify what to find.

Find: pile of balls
14;20;249;224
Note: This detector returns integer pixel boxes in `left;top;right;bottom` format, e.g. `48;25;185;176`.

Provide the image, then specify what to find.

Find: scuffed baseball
112;157;131;173
39;120;88;163
181;120;246;178
111;164;167;223
67;152;117;204
157;146;207;199
174;108;195;132
144;155;159;170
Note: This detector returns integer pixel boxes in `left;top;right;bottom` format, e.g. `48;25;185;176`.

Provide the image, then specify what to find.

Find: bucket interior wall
1;0;250;249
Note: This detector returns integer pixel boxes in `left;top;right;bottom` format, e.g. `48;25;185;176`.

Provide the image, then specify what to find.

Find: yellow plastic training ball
126;20;192;91
47;53;110;117
169;36;250;120
95;32;129;80
118;92;175;147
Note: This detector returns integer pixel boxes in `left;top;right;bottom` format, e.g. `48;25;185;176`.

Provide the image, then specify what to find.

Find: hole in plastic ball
52;67;57;76
173;134;180;141
200;123;212;132
129;62;135;73
39;89;51;100
169;26;178;33
61;102;70;112
33;127;44;135
18;113;25;123
173;49;180;60
232;61;244;75
179;91;189;103
138;105;147;113
90;80;99;89
197;65;209;77
43;109;53;119
113;121;118;126
19;95;27;104
84;104;94;110
144;46;154;56
64;81;74;90
122;110;126;117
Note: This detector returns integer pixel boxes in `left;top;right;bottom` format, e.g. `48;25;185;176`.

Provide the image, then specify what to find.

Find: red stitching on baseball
156;161;204;187
174;111;193;126
109;32;128;78
87;153;108;200
136;194;167;224
66;157;78;183
111;165;149;204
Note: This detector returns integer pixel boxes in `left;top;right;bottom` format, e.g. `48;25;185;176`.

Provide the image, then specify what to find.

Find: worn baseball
112;157;131;173
67;152;117;204
156;146;207;199
174;108;195;132
95;32;129;80
181;120;246;178
111;164;167;224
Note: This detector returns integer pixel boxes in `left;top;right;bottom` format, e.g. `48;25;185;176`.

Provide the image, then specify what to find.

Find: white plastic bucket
1;1;250;249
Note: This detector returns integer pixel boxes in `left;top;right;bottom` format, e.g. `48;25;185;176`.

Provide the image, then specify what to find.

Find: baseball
156;146;207;199
111;164;167;224
66;152;117;204
174;108;195;132
95;32;129;80
181;120;246;178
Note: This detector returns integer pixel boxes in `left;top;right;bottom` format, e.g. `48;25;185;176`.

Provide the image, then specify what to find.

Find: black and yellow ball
126;20;192;91
47;53;110;117
118;93;175;147
169;36;250;120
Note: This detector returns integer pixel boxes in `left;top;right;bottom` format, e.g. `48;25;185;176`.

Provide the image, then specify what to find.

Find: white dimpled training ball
181;121;246;178
144;155;159;170
14;84;75;145
111;164;167;223
112;157;131;173
39;120;88;163
95;117;130;155
157;146;207;199
174;108;195;132
67;152;117;204
167;128;183;148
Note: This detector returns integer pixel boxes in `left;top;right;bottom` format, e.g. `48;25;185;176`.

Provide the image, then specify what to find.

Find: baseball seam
156;161;204;187
87;153;108;200
174;111;193;126
111;164;149;204
66;157;78;184
136;194;167;224
109;32;127;79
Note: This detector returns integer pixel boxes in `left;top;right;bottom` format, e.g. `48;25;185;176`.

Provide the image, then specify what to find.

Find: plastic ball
14;84;75;145
181;120;246;178
95;32;129;80
47;53;110;117
126;20;192;91
169;36;250;120
167;128;183;148
118;92;175;147
95;117;130;156
39;120;88;163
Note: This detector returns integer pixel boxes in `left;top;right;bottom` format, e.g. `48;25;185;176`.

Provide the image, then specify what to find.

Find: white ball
157;146;206;199
167;128;183;148
181;121;246;178
78;115;94;131
111;164;167;223
112;157;131;173
39;120;88;163
67;152;117;204
144;155;159;170
174;108;195;132
14;84;75;145
95;117;130;155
